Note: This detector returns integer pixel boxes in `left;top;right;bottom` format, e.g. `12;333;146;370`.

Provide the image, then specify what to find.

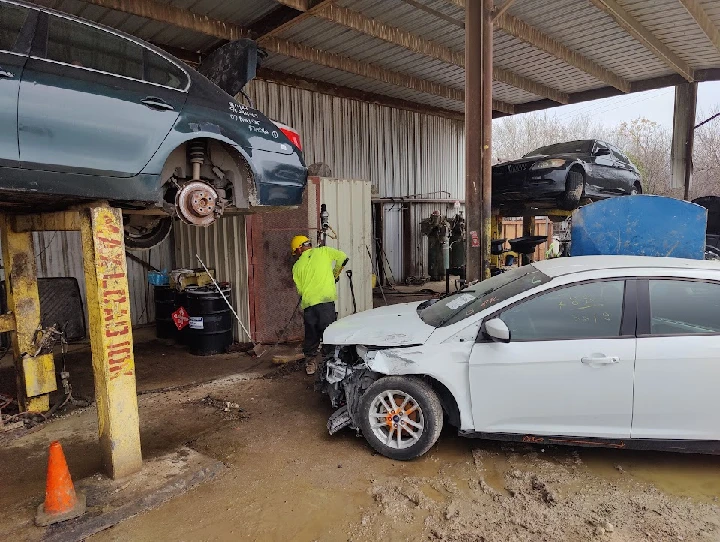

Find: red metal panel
246;177;320;344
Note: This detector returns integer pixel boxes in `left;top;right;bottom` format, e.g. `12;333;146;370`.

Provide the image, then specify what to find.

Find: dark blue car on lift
492;139;642;214
0;0;307;248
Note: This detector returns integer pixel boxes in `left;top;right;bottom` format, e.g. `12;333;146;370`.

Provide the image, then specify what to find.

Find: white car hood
323;302;436;347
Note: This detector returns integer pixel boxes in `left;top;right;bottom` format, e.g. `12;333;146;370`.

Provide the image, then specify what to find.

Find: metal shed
26;0;720;297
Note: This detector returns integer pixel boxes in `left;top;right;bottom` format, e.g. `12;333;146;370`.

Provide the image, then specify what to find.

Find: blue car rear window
47;15;143;80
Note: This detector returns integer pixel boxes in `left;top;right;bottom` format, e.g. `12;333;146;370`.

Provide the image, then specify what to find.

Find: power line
554;87;674;122
695;112;720;130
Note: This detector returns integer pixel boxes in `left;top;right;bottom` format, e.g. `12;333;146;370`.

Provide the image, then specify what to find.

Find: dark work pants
303;302;337;359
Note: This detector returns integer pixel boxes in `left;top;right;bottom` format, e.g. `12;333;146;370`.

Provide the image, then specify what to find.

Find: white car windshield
418;265;551;327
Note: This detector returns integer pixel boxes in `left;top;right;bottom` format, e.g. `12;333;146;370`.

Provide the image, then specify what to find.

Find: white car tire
358;376;443;461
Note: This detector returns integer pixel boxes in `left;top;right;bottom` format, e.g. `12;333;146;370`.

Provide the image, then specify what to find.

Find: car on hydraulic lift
319;256;720;460
492;139;642;213
0;0;307;248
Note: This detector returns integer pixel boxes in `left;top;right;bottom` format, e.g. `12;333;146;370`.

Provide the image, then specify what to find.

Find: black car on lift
492;139;642;212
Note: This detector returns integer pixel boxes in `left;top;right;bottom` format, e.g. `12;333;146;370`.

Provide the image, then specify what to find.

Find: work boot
305;357;317;375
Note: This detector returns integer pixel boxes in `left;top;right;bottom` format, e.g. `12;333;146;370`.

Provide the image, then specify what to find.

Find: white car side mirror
485;318;511;343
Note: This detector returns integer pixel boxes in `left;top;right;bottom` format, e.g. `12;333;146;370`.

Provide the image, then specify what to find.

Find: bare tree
613;118;677;197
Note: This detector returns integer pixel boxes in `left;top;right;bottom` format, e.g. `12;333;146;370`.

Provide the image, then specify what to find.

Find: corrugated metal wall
319;179;373;318
173;217;251;342
1;231;171;328
247;79;466;281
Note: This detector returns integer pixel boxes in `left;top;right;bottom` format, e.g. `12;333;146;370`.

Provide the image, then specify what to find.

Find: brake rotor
384;393;419;437
175;181;219;226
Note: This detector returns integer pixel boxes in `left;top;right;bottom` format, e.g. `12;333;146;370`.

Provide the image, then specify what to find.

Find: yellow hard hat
290;235;311;254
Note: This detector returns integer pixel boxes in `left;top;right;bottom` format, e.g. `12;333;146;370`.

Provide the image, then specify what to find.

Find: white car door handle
581;356;619;365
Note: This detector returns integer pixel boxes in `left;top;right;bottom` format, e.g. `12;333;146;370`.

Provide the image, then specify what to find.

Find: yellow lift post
1;203;142;479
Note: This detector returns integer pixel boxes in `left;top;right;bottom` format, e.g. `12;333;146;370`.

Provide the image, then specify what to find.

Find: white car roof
533;255;720;278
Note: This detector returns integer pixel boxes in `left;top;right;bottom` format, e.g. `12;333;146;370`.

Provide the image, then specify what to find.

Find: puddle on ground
420;482;446;502
581;448;720;503
464;437;720;504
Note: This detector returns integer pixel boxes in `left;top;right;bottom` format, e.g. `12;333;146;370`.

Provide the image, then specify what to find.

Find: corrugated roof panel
494;32;606;94
262;54;464;112
620;0;720;70
276;18;466;89
35;0;720;113
492;81;542;105
507;0;673;83
704;0;720;25
335;0;465;51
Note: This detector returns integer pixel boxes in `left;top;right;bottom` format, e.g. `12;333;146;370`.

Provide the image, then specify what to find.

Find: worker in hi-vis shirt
290;235;348;375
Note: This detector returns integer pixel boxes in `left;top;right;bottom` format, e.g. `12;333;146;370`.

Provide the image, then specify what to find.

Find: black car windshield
524;140;593;157
418;265;551;327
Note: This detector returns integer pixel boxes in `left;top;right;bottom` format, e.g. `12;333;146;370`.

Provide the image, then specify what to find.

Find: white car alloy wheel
358;376;443;460
368;390;425;450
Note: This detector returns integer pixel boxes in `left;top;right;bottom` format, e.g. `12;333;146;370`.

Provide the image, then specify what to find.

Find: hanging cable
695;112;720;130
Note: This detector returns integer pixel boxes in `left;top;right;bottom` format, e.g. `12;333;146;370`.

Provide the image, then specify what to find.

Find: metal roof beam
62;0;250;41
492;0;517;22
442;0;631;93
260;0;334;38
313;3;568;104
249;5;303;37
260;37;515;114
677;0;720;55
494;12;632;93
493;66;568;104
590;0;694;82
399;0;465;28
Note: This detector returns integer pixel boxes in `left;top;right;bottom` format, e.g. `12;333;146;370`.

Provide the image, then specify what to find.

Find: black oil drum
184;285;233;356
154;286;178;340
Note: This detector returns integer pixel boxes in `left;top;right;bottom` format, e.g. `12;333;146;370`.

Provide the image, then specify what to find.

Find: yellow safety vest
292;246;348;310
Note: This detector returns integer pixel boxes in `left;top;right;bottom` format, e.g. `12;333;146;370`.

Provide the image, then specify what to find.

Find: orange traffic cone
35;441;86;526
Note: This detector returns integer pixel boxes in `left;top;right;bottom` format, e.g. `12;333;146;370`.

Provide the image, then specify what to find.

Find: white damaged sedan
319;256;720;460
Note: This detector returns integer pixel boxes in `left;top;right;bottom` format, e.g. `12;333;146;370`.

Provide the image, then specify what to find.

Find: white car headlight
530;159;566;170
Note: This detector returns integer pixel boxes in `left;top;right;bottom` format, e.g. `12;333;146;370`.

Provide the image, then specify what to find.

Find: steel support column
80;206;142;479
481;0;493;279
465;0;483;282
0;217;56;412
670;82;698;200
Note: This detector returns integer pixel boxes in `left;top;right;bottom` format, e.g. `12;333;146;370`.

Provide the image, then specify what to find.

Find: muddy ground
2;333;720;541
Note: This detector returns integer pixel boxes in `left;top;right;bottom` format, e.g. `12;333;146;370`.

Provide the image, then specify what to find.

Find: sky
544;81;720;128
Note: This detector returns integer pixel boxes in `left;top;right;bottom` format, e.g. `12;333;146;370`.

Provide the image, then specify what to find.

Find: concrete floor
2;302;720;541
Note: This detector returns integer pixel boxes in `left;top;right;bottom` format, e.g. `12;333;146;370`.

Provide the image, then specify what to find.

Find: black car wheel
559;170;584;210
123;216;173;250
358;376;443;461
631;182;642;195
